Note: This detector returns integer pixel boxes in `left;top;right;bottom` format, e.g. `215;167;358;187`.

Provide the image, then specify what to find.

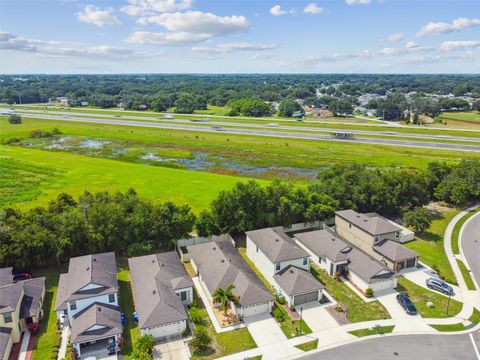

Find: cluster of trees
0;190;195;269
227;98;274;117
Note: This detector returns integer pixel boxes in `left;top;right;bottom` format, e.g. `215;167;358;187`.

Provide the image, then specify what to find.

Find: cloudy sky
0;0;479;73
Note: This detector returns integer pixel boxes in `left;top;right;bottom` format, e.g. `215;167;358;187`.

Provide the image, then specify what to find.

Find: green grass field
456;259;476;290
451;208;480;254
0;145;264;211
429;323;466;332
295;339;318;351
439;112;480;122
405;207;459;284
348;325;395;337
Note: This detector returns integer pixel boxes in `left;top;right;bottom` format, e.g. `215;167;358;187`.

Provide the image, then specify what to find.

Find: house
188;236;274;319
55;252;121;359
295;229;397;293
128;252;193;340
0;268;45;360
246;228;323;307
335;210;419;271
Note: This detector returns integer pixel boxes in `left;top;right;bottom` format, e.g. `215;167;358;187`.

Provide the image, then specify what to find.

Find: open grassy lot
3;117;479;179
310;264;390;323
348;325;395;337
0;145;261;211
237;247;312;339
451;208;480;254
31;267;63;360
294;339;318;351
456;259;476;290
396;277;462;318
405;207;459;284
439;112;480;122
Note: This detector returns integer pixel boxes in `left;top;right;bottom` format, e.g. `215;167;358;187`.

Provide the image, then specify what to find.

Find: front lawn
405;207;459;284
31;267;63;360
456;259;476;290
238;247;312;339
310;265;390;323
469;307;480;324
451;208;480;254
396;277;462;318
117;269;140;356
430;323;466;332
294;339;318;351
348;325;395;337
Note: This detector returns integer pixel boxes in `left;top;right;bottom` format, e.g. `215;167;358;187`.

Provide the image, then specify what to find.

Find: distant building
56;97;68;104
138;104;147;110
81;101;89;106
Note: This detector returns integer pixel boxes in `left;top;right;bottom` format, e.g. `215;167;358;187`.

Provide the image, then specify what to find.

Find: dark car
396;294;417;315
426;277;454;296
13;272;31;282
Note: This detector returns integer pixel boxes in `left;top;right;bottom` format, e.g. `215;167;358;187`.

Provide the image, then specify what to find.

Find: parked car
426;277;454;296
396;294;417;315
13;272;31;282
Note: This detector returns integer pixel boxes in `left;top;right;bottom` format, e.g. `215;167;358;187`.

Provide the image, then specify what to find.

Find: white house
188;236;274;319
128;252;193;340
296;229;398;294
246;228;323;307
55;252;121;359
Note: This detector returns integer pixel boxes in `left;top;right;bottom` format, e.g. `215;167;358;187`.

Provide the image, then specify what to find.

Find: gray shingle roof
0;282;22;314
128;251;192;329
0;277;45;319
55;252;118;311
273;265;323;297
335;210;401;235
373;239;419;262
0;327;12;359
246;228;309;263
296;230;396;283
188;238;273;307
70;302;122;344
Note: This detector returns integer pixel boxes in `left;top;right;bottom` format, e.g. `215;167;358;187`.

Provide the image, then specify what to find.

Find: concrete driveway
244;313;286;347
300;302;339;332
153;340;189;360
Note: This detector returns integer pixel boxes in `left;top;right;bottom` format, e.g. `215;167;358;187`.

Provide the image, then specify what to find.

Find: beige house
0;268;46;360
335;210;419;272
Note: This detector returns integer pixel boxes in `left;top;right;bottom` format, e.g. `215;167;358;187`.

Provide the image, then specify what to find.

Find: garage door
294;291;318;306
148;321;183;339
242;301;271;317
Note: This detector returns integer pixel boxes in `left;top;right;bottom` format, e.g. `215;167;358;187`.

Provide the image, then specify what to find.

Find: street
461;212;480;285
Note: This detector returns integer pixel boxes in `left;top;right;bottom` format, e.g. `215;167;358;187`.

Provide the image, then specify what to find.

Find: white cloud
121;0;192;16
303;3;326;15
405;41;419;49
192;42;278;54
0;31;156;60
251;53;272;60
387;32;404;42
127;11;249;45
270;5;287;16
77;5;121;27
440;40;480;52
345;0;371;5
417;17;480;36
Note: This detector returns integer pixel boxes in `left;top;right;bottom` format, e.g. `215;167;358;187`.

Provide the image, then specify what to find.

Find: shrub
4;137;22;145
365;288;374;298
127;242;153;257
273;307;286;322
8;114;22;124
191;326;211;353
29;128;62;138
188;306;204;325
135;335;156;355
275;294;286;305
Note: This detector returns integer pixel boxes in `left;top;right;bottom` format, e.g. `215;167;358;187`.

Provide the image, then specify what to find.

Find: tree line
1;160;479;269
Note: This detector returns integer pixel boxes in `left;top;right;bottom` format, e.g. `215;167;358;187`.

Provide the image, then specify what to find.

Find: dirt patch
326;304;350;325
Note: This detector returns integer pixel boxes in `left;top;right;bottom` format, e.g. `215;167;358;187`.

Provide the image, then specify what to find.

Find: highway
301;333;480;360
13;108;480;143
461;212;480;286
10;111;480;153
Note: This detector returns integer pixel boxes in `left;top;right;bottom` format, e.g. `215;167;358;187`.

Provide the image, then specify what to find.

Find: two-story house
128;252;194;340
335;210;419;271
246;228;323;307
55;252;122;359
0;268;45;360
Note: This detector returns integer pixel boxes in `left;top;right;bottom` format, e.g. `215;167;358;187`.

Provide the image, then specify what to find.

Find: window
108;294;115;303
3;312;12;323
374;236;379;243
395;232;400;239
69;301;77;311
256;245;258;253
275;263;281;271
303;257;308;266
180;291;187;302
348;222;352;229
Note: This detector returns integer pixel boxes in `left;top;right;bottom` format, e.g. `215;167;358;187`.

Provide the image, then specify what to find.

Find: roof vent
93;258;96;262
289;269;294;274
331;238;335;241
86;267;90;271
275;238;280;242
97;307;101;312
356;215;360;218
221;259;225;263
213;247;216;250
364;219;368;222
161;263;164;267
152;290;156;294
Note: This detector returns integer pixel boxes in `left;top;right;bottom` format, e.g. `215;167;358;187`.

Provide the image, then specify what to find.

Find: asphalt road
12;112;480;153
461;212;480;285
14;108;480;143
301;332;480;360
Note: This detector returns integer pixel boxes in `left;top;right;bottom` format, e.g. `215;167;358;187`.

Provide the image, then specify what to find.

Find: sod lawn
429;323;466;332
348;325;395;337
294;339;319;351
451;208;480;254
310;264;390;323
456;259;476;290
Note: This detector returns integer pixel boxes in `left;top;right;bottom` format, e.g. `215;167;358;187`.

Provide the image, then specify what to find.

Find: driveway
244;313;287;347
300;302;339;332
153;340;189;360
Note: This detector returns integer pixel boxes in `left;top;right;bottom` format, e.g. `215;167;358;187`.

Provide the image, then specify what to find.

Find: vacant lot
0;145;261;211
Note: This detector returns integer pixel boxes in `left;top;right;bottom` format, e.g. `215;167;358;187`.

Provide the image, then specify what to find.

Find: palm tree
213;285;239;315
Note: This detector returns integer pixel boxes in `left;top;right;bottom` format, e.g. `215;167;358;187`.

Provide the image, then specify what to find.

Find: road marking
470;333;480;360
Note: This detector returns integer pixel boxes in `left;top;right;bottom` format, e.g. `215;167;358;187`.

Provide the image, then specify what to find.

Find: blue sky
0;0;479;73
